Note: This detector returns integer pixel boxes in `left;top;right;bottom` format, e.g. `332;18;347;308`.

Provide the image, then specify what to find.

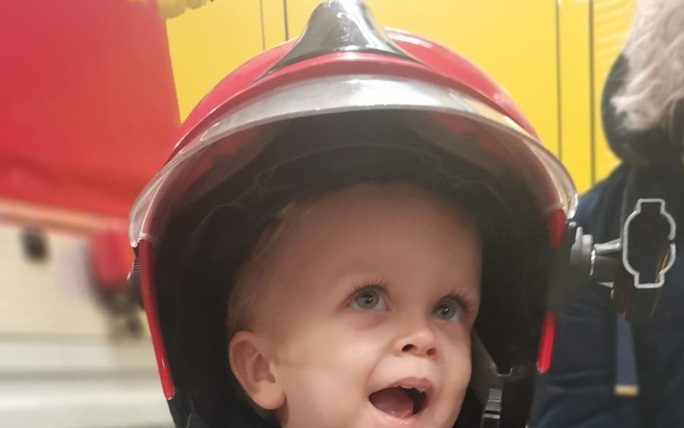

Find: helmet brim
129;74;576;247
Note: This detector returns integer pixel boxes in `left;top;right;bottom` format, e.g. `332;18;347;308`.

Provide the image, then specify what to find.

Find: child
128;1;577;427
227;181;481;428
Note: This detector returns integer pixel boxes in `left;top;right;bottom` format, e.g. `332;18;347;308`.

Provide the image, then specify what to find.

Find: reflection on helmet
130;1;577;428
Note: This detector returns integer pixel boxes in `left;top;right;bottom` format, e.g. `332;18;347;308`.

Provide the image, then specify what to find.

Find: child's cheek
436;322;471;350
343;310;388;330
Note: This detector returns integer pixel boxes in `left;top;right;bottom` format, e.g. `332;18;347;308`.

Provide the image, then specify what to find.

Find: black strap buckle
479;375;505;428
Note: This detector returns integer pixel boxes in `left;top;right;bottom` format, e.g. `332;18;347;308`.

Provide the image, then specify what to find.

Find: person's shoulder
574;164;630;235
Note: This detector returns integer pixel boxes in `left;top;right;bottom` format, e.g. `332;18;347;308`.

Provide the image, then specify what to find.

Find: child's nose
397;327;438;358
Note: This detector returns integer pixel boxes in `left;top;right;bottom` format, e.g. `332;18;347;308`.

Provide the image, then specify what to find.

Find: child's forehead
253;181;481;293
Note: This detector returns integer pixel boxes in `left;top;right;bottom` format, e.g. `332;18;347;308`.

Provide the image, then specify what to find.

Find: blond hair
226;202;297;335
612;0;684;131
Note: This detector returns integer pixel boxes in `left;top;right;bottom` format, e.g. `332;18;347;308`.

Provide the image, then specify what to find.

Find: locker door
557;0;634;192
591;0;634;183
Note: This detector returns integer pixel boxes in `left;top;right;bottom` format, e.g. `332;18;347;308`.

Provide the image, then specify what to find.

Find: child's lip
387;377;433;395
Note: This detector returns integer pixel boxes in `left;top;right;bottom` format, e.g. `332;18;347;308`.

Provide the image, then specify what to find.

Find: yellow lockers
558;0;634;190
164;0;264;119
163;0;634;193
592;0;635;182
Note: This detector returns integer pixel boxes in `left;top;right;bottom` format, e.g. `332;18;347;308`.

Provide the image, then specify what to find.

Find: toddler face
229;183;482;428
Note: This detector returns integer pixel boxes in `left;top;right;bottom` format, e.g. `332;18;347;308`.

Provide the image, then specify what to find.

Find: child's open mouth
369;384;430;418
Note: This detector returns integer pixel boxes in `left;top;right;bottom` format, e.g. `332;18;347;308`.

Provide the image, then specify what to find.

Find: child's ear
228;331;285;410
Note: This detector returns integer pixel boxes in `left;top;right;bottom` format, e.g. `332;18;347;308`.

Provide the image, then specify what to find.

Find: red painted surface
0;0;179;218
89;227;134;292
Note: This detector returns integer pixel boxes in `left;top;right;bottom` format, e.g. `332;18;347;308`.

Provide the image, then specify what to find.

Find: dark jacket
533;56;684;428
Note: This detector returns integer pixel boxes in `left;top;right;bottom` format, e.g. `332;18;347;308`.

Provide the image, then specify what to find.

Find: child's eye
349;286;388;311
433;297;463;322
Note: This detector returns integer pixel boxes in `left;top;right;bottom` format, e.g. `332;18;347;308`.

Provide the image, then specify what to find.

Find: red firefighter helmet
129;1;576;427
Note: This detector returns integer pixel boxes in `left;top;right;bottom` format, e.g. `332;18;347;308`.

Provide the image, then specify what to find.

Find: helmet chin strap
470;334;504;428
475;365;535;428
470;334;497;407
479;377;504;428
